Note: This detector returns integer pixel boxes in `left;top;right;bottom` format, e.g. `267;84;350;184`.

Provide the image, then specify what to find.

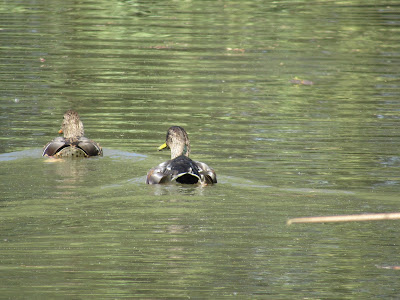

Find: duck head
158;126;191;159
59;110;84;139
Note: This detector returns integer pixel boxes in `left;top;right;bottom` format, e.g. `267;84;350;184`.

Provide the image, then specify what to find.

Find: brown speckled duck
146;126;217;185
42;110;103;158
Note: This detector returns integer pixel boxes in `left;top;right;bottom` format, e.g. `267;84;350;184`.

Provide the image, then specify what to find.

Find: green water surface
1;0;400;298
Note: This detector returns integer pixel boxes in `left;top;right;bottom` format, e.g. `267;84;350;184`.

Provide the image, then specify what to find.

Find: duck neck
64;126;84;139
63;119;84;139
171;144;190;159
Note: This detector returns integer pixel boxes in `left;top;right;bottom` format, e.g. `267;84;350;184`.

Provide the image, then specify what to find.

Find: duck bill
58;129;63;134
158;142;168;151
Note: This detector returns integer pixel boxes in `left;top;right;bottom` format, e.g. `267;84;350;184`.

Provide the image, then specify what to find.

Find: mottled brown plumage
146;126;217;185
42;110;102;158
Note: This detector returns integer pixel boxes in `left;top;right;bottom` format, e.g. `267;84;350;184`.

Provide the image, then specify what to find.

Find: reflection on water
147;183;211;197
1;0;400;298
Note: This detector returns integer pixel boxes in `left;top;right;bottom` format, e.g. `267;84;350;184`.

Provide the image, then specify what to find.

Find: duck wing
146;155;201;184
42;137;66;156
76;137;103;156
42;137;102;157
195;160;217;184
146;161;172;184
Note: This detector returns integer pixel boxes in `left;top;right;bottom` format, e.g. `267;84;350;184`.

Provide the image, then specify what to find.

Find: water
1;0;400;298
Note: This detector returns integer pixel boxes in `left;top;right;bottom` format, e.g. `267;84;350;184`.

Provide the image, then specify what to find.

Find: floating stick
287;212;400;225
376;265;400;270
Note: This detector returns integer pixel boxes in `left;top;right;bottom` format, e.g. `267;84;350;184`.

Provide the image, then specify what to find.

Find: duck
146;126;217;185
42;110;103;158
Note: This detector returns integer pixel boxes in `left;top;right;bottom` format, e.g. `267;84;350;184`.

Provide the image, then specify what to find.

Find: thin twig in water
287;212;400;225
376;265;400;270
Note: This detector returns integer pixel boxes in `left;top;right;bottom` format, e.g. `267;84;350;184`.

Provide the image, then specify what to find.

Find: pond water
1;0;400;298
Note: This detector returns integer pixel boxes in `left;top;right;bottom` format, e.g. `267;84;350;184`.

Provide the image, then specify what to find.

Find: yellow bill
158;142;168;151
